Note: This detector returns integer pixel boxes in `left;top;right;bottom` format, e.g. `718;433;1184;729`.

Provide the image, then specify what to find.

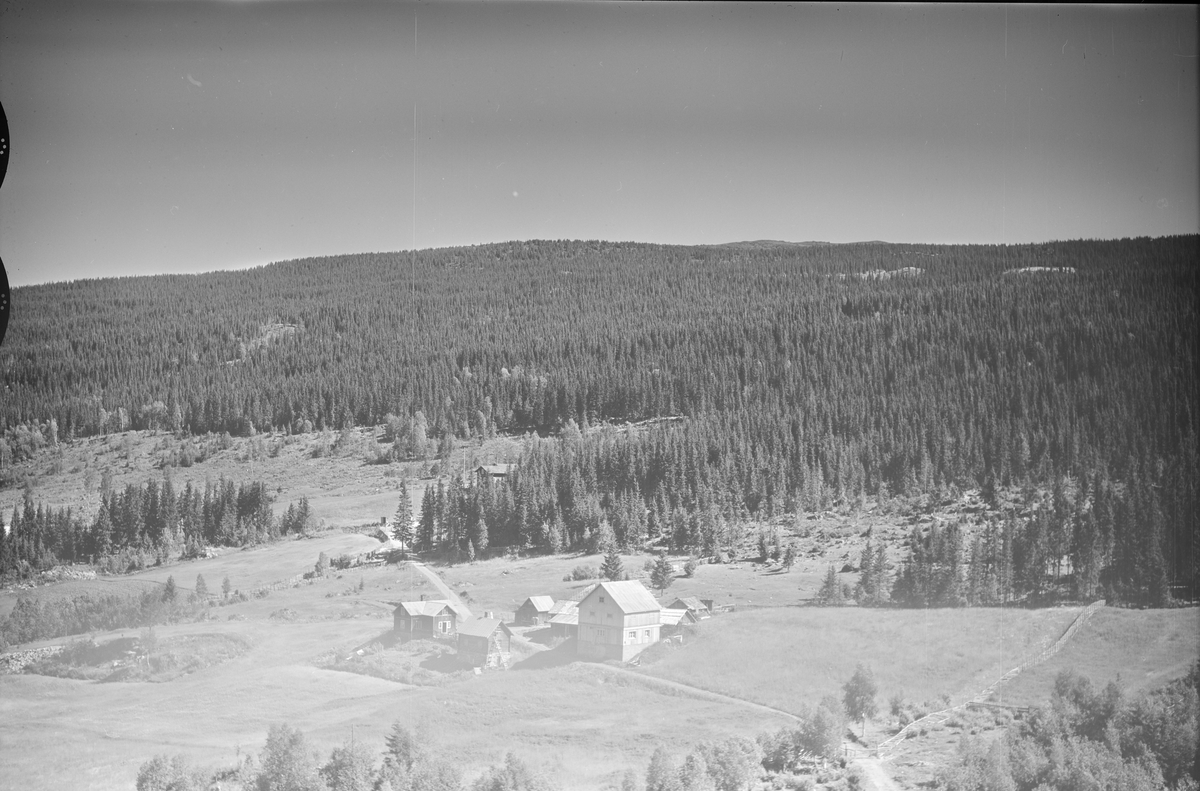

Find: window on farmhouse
644;629;651;640
599;595;605;603
607;613;613;619
628;631;636;641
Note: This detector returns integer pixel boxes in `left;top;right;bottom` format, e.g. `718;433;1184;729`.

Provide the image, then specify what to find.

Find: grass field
0;615;797;791
998;606;1200;705
635;606;1084;716
3;432;1196;790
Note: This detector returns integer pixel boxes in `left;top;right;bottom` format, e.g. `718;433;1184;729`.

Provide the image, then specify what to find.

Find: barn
393;599;470;641
456;618;513;669
576;580;662;662
514;596;555;626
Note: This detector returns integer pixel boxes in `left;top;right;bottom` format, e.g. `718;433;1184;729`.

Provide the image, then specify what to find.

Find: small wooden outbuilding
666;596;712;620
456;618;513;669
514;596;556;626
659;607;699;638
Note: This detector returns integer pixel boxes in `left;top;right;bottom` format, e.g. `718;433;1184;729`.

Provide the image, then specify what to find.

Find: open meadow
4;517;1195;790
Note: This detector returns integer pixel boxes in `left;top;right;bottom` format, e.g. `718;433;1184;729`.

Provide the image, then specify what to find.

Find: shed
456;618;513;669
659;608;699;637
577;580;662;662
515;596;556;626
666;596;711;619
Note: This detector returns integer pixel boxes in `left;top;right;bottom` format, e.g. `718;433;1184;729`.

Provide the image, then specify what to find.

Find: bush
683;558;699;577
569;564;597;581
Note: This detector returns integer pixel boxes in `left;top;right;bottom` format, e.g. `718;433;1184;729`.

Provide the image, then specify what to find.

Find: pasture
634;606;1084;716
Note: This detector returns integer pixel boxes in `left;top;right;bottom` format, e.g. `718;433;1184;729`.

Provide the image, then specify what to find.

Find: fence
875;600;1105;761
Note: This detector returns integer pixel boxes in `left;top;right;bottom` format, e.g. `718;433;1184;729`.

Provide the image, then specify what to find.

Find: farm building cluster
391;580;722;670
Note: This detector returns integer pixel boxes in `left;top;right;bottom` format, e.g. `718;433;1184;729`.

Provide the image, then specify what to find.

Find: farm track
407;563;473;619
603;663;803;723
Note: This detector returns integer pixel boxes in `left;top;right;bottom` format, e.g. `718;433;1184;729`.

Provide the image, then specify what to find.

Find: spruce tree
392;485;414;547
816;565;843;606
601;548;625;581
194;574;208;599
651;554;675;595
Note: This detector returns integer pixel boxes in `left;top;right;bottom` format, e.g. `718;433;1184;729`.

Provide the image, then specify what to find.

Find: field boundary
875;600;1106;761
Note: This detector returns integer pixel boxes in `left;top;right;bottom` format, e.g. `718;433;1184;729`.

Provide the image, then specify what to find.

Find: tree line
0;477;312;580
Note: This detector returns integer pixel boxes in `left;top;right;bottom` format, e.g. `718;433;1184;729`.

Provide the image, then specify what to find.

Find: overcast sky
0;1;1196;287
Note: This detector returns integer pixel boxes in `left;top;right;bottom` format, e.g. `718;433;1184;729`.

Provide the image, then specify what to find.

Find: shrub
683;558;699;577
570;564;597;581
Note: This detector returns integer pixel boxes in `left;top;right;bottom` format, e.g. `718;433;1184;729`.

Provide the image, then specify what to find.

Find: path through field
605;663;803;722
408;562;473;618
853;757;902;791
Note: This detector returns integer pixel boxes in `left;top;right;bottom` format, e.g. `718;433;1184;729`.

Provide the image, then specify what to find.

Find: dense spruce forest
1;237;1197;603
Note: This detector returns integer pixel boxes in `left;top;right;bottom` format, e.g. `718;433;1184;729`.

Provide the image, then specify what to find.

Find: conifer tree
816;565;844;606
194;574;208;599
601;547;625;581
651;554;675;595
392;485;414;547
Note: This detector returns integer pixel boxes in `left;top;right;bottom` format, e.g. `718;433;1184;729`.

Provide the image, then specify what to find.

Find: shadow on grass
419;651;463;673
524;627;558;646
349;629;399;655
510;638;579;671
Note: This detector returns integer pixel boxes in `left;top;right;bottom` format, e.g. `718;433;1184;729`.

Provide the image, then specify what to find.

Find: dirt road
408;562;473;618
853;757;903;791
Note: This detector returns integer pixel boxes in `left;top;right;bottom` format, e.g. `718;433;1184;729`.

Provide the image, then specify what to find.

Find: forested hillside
2;237;1197;601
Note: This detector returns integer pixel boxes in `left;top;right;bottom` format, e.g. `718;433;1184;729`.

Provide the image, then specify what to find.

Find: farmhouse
393;599;470;641
456;618;513;669
515;596;555;626
576;580;662;662
666;596;712;620
475;464;513;480
548;601;579;638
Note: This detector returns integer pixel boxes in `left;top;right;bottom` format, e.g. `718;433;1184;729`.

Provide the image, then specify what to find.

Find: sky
0;1;1196;287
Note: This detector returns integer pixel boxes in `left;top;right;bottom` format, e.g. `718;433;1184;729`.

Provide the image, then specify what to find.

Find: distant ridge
714;239;895;250
714;240;833;249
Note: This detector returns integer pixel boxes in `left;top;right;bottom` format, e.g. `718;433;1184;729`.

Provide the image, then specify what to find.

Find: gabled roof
476;464;513;476
456;617;511;638
570;583;600;602
548;600;576;616
583;580;661;614
521;596;555;612
660;608;698;626
394;600;469;619
549;606;578;626
669;596;709;612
